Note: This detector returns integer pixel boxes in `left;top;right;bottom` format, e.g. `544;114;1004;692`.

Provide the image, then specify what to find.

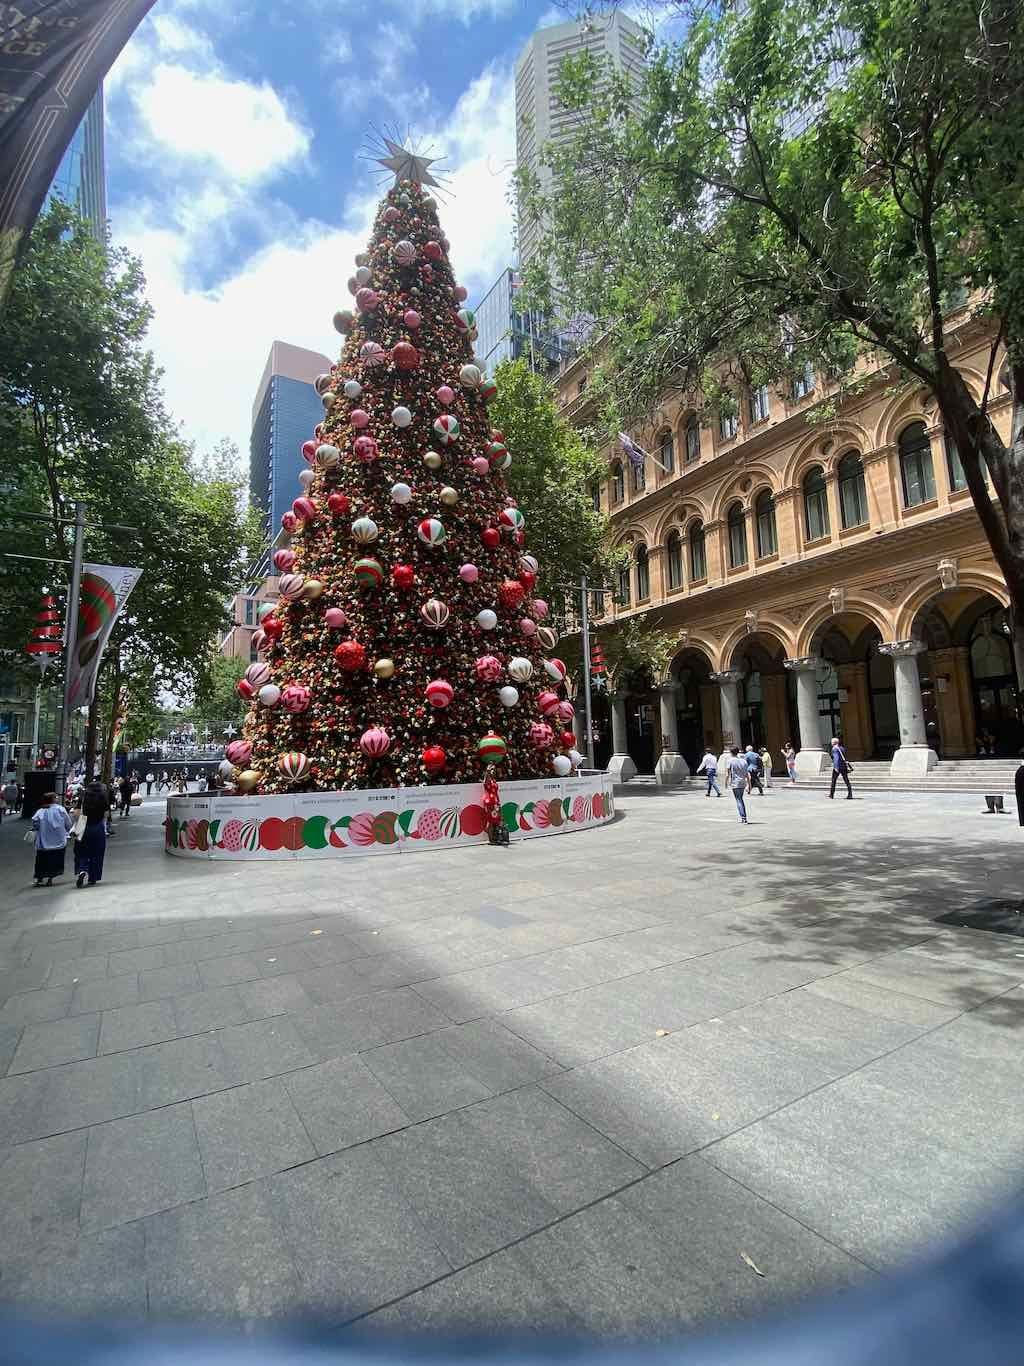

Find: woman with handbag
75;781;109;888
29;792;72;887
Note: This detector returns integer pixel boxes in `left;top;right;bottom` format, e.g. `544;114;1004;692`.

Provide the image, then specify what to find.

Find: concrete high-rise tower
515;13;646;268
250;341;332;544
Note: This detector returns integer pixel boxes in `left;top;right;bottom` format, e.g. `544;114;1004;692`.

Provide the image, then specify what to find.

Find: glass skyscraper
473;267;570;377
46;86;107;239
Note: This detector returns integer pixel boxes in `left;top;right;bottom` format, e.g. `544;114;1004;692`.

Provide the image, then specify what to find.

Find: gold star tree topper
375;137;443;188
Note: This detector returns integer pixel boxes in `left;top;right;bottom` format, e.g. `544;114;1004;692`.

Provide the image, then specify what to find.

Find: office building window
635;544;650;600
803;465;831;539
899;422;936;507
754;490;777;557
689;520;707;580
243;598;256;626
685;415;700;463
838;452;868;527
631;455;646;493
945;433;967;491
659;430;674;475
749;384;770;423
727;502;748;568
719;406;738;441
611;461;624;504
666;531;683;590
792;361;815;400
617;561;631;606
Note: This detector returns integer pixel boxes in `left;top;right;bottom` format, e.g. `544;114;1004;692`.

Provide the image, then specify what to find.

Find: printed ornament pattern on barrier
228;153;582;795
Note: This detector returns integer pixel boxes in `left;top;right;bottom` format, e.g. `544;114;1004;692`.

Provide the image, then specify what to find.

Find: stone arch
612;522;650;551
718;617;794;671
656;638;717;686
652;500;708;544
709;463;780;521
893;569;1010;641
873;388;930;452
797;596;893;657
782;421;871;487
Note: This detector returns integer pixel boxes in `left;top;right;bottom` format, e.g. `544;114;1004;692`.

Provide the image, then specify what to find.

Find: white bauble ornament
343;378;362;399
552;755;572;777
218;759;236;780
439;485;458;506
459;363;482;389
351;516;379;544
476;609;498;630
298;469;315;489
391;405;413;428
390;482;412;504
498;686;520;708
423;451;443;470
258;684;281;708
569;749;585;768
354;265;372;286
507;657;534;683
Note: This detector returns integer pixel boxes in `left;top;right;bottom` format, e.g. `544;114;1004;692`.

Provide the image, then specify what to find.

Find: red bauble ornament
481;527;500;549
262;617;284;641
474;655;502;683
425;678;454;708
334;640;367;672
529;722;555;750
327;492;351;515
560;730;576;749
281;511;298;533
353;435;379;463
423;745;446;773
421;265;434;282
293;496;317;521
497;579;525;610
392;564;415;590
391;341;420;371
519;570;537;591
538;690;560;716
273;549;297;572
237;679;255;700
423;240;442;260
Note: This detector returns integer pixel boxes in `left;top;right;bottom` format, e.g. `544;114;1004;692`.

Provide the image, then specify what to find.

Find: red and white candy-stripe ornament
360;341;386;366
425;678;454;708
353;435;379;464
245;662;272;689
543;658;567;683
293;496;317;522
226;740;252;767
278;751;312;783
420;598;451;629
433;414;460;445
499;507;525;534
393;239;417;265
537;625;559;650
359;727;392;759
556;699;576;723
417;517;446;547
281;684;312;714
538;690;561;717
278;574;305;601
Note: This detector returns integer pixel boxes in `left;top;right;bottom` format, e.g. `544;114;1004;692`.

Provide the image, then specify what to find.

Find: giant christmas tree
228;148;580;795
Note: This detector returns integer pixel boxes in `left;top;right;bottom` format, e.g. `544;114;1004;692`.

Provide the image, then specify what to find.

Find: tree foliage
0;203;261;729
522;0;1024;636
490;356;610;596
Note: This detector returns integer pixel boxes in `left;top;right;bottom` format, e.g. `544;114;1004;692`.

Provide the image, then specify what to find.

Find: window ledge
727;562;750;575
948;486;971;500
838;522;869;540
749;415;770;428
689;576;708;588
803;533;833;550
902;497;939;517
755;552;779;567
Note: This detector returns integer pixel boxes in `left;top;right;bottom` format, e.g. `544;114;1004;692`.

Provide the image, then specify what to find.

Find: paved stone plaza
0;785;1021;1338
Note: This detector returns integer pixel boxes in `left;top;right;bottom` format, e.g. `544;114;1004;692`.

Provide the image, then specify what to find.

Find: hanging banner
66;562;141;706
0;0;157;307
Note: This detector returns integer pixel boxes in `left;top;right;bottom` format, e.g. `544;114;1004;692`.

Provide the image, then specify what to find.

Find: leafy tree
0;203;261;768
187;653;249;738
490;356;610;602
523;0;1024;669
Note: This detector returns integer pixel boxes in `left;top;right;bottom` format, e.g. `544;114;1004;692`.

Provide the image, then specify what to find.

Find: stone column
655;682;689;785
606;691;636;782
712;669;744;774
784;656;830;777
879;640;938;776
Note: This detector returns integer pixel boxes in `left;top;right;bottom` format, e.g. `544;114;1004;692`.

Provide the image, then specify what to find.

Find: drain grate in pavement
934;900;1024;937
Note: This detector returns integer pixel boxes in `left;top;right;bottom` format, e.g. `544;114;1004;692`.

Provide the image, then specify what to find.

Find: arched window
616;560;631;606
611;461;624;505
635;544;650;599
719;404;737;441
631;455;646;493
898;422;936;507
689;520;707;580
754;490;777;557
589;482;602;513
727;501;748;568
838;451;868;528
803;465;830;540
685;415;701;464
666;530;683;590
659;430;675;475
945;434;967;491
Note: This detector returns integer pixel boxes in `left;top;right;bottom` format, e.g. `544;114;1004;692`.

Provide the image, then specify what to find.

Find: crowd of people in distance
694;737;853;824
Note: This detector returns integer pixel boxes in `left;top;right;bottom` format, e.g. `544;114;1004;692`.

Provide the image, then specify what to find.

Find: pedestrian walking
30;792;72;886
74;781;109;887
2;775;20;821
782;741;797;785
744;744;765;796
829;737;853;799
760;745;773;789
159;770;170;792
145;770;155;796
727;747;750;824
118;774;134;818
695;747;722;797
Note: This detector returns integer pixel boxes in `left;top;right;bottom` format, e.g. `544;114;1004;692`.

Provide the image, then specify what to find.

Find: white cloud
397;0;519;19
134;64;310;183
113;56;517;459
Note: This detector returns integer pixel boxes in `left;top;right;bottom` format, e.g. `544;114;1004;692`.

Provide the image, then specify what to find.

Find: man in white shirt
727;747;751;824
695;748;722;797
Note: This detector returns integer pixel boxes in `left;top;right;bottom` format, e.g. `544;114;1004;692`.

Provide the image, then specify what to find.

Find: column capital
711;669;744;687
878;639;928;659
784;655;823;674
658;680;681;695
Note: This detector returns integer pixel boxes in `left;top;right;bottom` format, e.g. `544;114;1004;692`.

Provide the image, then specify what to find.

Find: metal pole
56;501;86;795
580;575;595;770
31;683;41;761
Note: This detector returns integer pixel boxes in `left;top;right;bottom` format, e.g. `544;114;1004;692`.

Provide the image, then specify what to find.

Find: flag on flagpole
619;431;671;474
66;564;142;707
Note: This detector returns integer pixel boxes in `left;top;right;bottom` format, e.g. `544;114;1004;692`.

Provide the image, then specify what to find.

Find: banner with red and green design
66;563;142;706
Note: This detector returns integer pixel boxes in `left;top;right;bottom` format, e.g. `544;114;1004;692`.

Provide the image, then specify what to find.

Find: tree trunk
84;697;100;780
101;651;122;784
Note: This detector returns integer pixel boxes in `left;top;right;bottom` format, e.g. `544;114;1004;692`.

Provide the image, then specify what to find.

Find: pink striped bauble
538;690;561;716
280;684;311;714
225;740;252;767
359;727;392;759
245;662;271;689
273;549;297;572
529;722;555;749
425;678;454;708
292;496;317;521
278;574;305;600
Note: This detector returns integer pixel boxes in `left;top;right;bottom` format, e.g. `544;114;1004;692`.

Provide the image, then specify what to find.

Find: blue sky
105;0;568;456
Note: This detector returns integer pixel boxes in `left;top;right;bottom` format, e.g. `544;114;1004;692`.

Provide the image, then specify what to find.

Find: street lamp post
552;575;615;770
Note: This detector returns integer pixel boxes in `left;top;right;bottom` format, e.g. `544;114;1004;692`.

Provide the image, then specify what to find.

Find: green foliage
526;0;1024;606
0;202;261;704
603;619;678;684
188;653;248;734
490;357;610;595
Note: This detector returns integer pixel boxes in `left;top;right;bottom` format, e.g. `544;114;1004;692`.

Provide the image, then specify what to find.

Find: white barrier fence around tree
165;773;615;860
